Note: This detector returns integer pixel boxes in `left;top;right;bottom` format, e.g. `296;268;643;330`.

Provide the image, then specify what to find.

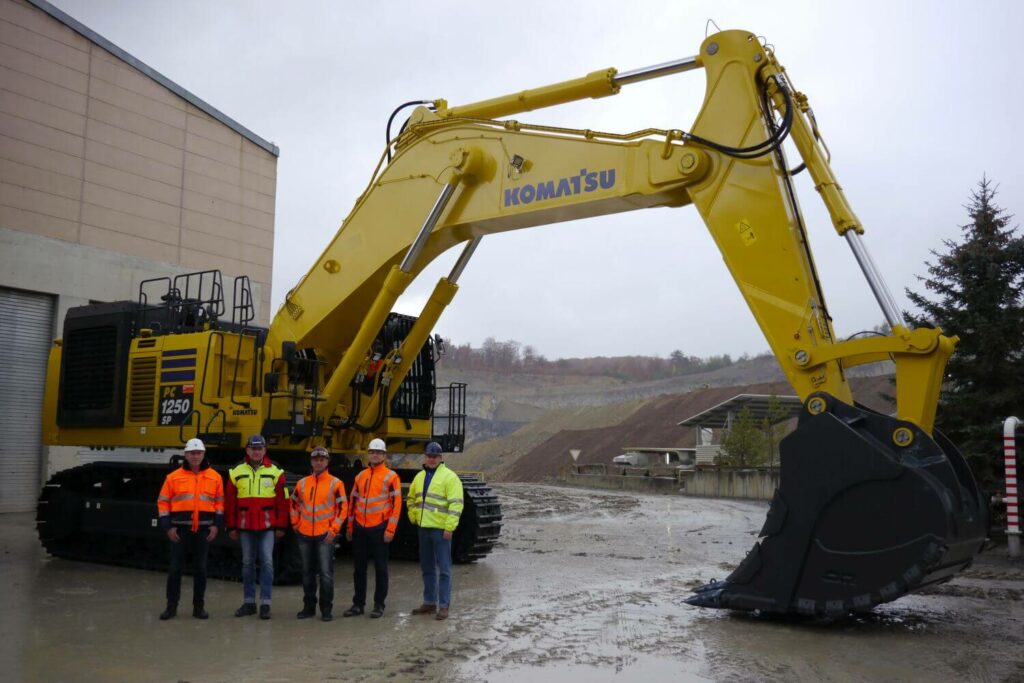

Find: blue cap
425;441;443;455
246;434;267;448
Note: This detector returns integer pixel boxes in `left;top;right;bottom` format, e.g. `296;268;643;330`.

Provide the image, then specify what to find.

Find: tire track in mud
462;484;1024;682
456;484;748;677
468;580;702;673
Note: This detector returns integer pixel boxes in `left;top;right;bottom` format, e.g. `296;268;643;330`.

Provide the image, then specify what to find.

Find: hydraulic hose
684;75;793;159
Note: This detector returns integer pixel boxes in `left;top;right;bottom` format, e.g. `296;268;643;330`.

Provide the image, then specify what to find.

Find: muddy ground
3;484;1023;682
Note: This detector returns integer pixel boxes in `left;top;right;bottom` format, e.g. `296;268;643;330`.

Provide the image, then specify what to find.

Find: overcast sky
49;0;1021;360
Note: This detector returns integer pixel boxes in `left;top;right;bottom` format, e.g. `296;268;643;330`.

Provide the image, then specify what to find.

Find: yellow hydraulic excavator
38;29;986;614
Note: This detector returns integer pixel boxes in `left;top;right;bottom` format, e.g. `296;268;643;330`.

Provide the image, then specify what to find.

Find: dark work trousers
297;532;336;612
166;526;210;605
351;523;389;609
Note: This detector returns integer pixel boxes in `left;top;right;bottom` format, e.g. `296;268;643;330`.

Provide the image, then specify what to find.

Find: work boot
321;610;333;622
370;605;385;619
342;605;363;617
259;604;271;620
159;602;177;620
411;603;437;615
235;603;257;617
435;607;450;621
296;607;317;620
193;603;209;620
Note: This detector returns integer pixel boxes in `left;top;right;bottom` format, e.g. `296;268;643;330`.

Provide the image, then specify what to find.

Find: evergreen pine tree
719;407;768;468
905;178;1024;487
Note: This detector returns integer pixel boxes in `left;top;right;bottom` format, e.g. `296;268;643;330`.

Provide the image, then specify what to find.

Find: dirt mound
506;376;895;482
446;398;648;476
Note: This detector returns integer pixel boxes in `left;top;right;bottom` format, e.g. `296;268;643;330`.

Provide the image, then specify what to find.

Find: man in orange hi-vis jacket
156;437;223;621
343;438;401;619
290;446;348;621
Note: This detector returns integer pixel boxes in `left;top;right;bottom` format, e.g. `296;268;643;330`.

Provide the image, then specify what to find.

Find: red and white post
1005;416;1020;558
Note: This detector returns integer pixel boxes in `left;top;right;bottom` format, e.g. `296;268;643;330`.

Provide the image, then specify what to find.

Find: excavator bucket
687;394;988;616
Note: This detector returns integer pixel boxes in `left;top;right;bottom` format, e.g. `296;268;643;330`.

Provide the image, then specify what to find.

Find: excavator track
36;462;303;582
687;395;988;616
453;475;504;561
371;473;503;562
36;462;501;582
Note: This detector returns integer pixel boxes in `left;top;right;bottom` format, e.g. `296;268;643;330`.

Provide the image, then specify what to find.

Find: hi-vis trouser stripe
169;513;215;526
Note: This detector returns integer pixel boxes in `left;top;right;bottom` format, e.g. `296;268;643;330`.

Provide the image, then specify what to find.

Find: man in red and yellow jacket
157;437;223;621
343;438;402;618
226;434;288;619
290;446;348;621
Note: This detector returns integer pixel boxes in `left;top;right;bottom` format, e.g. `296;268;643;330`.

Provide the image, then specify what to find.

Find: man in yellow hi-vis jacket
407;441;463;621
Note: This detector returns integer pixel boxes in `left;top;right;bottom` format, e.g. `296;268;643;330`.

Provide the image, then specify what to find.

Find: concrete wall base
564;468;779;501
564;473;683;495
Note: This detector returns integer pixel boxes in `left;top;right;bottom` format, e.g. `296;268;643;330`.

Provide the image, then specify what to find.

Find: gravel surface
3;484;1022;682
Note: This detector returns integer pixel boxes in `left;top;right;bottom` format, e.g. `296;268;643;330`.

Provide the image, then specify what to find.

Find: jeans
240;529;275;605
166;526;210;605
418;527;453;609
297;532;336;612
351;523;389;609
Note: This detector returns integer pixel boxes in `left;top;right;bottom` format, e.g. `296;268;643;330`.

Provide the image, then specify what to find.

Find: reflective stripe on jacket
157;464;224;532
290;472;348;536
225;457;288;531
407;463;464;533
347;463;401;535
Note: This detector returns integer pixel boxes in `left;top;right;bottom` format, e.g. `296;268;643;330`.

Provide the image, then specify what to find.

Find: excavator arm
274;30;951;445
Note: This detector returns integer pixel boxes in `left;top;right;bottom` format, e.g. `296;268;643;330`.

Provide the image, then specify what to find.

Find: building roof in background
27;0;279;156
677;394;802;428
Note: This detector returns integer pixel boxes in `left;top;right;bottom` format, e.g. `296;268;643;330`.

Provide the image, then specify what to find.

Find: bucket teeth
685;580;727;608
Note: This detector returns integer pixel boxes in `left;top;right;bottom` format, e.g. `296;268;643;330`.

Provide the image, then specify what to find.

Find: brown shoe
411;603;436;615
435;607;449;621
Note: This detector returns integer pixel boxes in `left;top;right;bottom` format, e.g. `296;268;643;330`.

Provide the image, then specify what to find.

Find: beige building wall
0;0;278;322
0;0;279;496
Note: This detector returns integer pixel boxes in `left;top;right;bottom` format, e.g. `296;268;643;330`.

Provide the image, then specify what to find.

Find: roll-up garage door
0;287;54;512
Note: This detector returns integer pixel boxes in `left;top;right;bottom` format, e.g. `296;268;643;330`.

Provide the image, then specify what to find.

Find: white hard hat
368;438;387;453
184;438;206;452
